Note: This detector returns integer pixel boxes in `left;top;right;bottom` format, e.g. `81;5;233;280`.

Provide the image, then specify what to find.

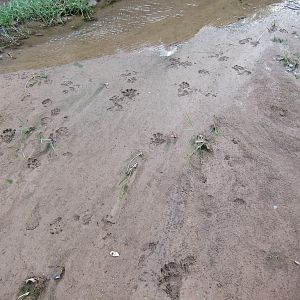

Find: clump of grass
17;276;47;300
190;134;212;158
0;0;92;48
21;126;36;139
0;0;92;27
276;52;300;78
5;178;13;184
0;25;29;48
280;52;297;67
38;133;56;153
17;118;36;141
120;183;129;199
119;152;143;199
210;124;219;135
266;251;280;261
268;20;277;32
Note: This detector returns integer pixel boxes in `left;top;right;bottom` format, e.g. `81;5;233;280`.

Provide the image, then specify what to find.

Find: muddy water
1;0;280;72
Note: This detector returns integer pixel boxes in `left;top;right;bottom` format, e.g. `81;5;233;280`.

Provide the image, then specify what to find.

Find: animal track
270;105;288;117
81;211;93;225
198;69;210;75
177;81;196;97
63;152;73;157
159;256;196;300
49;217;63;235
25;205;41;230
27;158;41;169
51;108;60;116
239;37;252;44
41;117;50;126
121;71;138;83
233;198;246;205
1;128;16;143
218;56;229;61
73;214;80;221
107;95;124;111
139;242;158;266
108;89;139;111
73;211;92;224
42;98;52;107
102;214;116;225
141;241;158;252
168;58;192;68
232;137;240;144
179;82;189;89
279;28;288;33
121;88;139;99
251;41;260;47
151;133;166;145
55;127;69;138
61;80;79;93
199;89;217;97
232;65;251;75
239;37;259;47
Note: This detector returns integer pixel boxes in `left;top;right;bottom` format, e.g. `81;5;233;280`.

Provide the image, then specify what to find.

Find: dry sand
0;5;300;300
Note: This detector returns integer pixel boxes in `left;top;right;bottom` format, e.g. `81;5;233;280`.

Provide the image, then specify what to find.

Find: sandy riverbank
0;4;299;300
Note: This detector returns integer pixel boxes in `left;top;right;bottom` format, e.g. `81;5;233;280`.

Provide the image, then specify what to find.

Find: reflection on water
1;0;280;72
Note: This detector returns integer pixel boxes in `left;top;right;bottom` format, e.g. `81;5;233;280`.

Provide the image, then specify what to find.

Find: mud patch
159;256;196;300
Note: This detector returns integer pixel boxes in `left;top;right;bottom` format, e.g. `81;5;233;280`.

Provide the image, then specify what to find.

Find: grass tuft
0;0;92;48
0;0;92;27
17;276;47;300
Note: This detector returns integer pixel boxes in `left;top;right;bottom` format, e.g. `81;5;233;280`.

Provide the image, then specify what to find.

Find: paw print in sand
1;128;16;143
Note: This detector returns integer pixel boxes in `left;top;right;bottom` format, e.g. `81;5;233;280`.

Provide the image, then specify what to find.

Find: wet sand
0;3;300;300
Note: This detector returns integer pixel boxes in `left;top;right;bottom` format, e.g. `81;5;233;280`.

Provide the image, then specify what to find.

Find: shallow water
1;0;280;72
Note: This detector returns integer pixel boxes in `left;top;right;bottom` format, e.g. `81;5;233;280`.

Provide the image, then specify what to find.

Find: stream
0;0;280;72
